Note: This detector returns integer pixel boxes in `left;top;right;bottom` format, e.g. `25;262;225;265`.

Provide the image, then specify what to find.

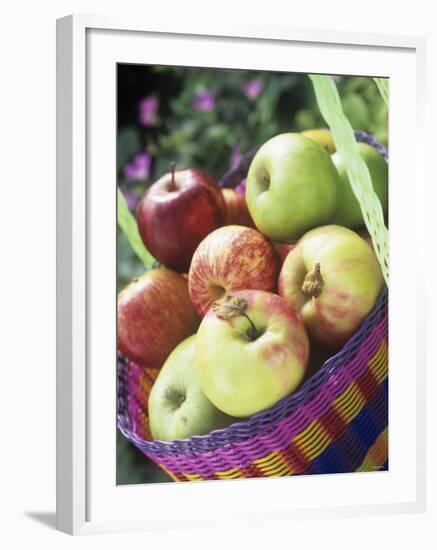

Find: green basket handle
310;75;389;286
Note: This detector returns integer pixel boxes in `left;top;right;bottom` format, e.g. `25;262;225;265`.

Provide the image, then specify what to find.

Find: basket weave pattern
117;131;389;481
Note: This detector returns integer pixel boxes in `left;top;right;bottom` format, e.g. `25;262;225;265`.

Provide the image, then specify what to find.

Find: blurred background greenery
116;65;388;485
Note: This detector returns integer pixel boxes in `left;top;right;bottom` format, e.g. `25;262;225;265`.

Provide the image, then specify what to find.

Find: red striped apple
188;225;279;316
136;164;226;272
278;225;384;348
118;268;200;369
195;290;309;417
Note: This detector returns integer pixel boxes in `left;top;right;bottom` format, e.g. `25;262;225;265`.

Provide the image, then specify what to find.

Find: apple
246;133;340;243
301;128;336;154
118;267;200;369
188;225;279;316
357;228;373;247
278;225;384;348
222;187;254;227
148;335;236;441
195;290;310;417
136;164;226;272
272;241;296;264
331;142;388;228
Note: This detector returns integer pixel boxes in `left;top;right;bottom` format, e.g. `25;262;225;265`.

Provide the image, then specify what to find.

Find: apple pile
118;130;387;442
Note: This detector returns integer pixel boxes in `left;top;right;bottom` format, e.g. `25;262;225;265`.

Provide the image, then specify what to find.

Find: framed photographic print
56;14;427;535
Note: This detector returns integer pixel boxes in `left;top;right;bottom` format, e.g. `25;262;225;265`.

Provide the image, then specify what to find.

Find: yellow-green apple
301;128;336;154
188;225;279;316
278;225;384;348
136;164;226;272
148;335;236;441
118;268;200;369
222;188;254;227
331;143;388;228
357;228;373;247
246;133;340;242
195;291;309;417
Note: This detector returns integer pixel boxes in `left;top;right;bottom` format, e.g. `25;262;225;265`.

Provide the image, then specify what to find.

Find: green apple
195;290;309;417
246;133;340;242
331;142;388;228
301;128;336;154
148;335;235;441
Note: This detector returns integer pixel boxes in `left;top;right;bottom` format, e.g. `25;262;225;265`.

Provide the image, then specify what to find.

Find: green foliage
373;77;389;105
117;127;141;170
116;431;171;484
294;76;388;146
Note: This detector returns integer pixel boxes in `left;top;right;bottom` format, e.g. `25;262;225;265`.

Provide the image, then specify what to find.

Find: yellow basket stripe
183;474;203;481
334;382;366;424
215;469;243;480
260;463;294;477
294;420;332;461
368;341;388;383
254;451;294;476
253;450;281;467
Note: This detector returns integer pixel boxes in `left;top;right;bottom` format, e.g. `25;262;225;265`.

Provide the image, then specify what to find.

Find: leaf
117;188;156;269
373;78;389;105
309;75;389;285
212;295;248;320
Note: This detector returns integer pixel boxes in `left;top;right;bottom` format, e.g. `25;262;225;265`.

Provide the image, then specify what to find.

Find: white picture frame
56;14;427;535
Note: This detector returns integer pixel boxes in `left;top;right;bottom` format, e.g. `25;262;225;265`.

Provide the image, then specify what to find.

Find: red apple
136;165;226;272
272;241;296;264
188;225;279;317
278;225;384;348
118;267;200;369
222;188;254;227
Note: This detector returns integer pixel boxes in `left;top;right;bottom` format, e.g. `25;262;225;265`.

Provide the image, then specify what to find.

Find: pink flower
139;96;159;126
241;80;264;99
123;153;152;182
191;90;215;112
235;178;246;195
122;189;139;212
230;144;242;169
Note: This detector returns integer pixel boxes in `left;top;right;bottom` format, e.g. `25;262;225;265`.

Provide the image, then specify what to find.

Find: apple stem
169;162;176;190
242;313;258;340
301;262;324;298
212;295;259;340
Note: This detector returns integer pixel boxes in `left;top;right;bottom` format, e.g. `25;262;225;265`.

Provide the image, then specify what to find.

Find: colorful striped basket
117;131;389;481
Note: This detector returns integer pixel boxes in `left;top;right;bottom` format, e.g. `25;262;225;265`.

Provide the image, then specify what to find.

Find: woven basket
117;131;389;481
